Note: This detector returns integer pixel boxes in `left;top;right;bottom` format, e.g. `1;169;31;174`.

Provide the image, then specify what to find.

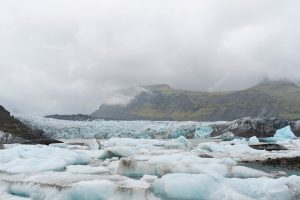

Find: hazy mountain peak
92;80;300;121
101;86;149;106
141;84;172;91
251;80;299;91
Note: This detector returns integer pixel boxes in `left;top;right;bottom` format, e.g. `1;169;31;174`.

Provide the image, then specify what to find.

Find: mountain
91;81;300;121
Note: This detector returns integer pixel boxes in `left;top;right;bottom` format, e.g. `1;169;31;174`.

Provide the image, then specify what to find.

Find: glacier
16;115;225;139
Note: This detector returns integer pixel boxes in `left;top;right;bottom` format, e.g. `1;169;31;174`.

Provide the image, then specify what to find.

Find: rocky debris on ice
249;143;287;151
211;117;298;138
259;156;300;170
117;156;271;178
196;139;300;162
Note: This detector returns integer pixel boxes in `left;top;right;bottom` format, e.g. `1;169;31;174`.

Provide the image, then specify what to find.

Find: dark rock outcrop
0;105;62;145
249;143;287;151
20;139;63;145
0;105;40;140
211;117;298;138
261;157;300;170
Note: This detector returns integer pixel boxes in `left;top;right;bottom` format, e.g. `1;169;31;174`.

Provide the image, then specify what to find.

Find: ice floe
0;129;300;199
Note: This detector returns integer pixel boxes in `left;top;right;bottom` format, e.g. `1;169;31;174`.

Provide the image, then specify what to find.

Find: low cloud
0;0;299;114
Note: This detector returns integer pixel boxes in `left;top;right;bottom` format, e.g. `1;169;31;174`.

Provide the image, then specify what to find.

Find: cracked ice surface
16;115;225;139
1;135;300;199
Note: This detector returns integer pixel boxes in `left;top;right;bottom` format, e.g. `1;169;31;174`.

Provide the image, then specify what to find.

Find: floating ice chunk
49;143;68;148
229;166;272;178
164;136;192;149
117;155;237;177
0;180;62;200
231;138;248;145
101;138;164;148
226;175;300;200
195;126;213;138
213;131;235;141
100;146;134;159
148;154;236;166
274;126;296;140
152;173;223;200
152;173;300;200
117;158;157;177
0;194;30;200
248;136;259;145
63;179;118;200
74;149;105;159
66;165;110;174
86;138;100;150
63;179;152;200
140;175;158;183
0;145;91;173
198;142;257;155
120;179;150;189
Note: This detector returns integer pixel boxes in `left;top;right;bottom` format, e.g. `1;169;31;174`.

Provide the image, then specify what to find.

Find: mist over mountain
1;0;300;115
91;80;300;121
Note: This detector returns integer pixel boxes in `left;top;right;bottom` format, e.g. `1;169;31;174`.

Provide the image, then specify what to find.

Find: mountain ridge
91;80;300;121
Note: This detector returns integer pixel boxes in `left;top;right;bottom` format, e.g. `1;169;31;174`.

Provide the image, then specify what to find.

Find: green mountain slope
91;81;300;121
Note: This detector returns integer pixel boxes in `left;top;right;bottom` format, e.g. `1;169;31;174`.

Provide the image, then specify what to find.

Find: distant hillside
91;81;300;121
45;114;96;121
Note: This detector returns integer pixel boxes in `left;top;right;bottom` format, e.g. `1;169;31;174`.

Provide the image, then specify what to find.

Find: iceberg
0;136;299;199
0;145;90;173
195;126;214;138
248;136;259;145
274;126;296;140
263;125;297;142
152;173;300;200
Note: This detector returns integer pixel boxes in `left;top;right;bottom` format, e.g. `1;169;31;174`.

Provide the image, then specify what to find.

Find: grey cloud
0;0;300;114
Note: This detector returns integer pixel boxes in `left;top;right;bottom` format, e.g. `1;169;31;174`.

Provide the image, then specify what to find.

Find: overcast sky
0;0;300;115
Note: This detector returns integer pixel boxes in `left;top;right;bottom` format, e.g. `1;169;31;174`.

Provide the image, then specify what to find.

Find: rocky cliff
0;105;41;140
0;105;62;144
